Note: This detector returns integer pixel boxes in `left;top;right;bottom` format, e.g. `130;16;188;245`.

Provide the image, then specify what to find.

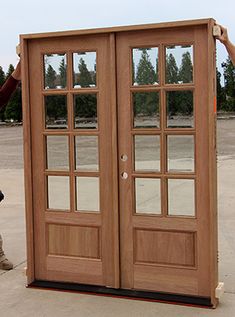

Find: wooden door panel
134;229;195;267
134;265;198;294
28;34;119;287
116;23;217;302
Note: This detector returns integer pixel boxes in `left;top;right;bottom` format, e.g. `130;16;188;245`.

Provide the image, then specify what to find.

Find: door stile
194;25;211;296
207;20;218;307
100;33;120;288
116;33;134;289
21;37;35;284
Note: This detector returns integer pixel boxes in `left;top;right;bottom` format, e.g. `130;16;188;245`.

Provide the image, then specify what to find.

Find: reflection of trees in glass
45;95;67;125
155;58;159;83
74;94;97;118
216;68;226;111
134;92;159;116
135;49;157;85
78;58;93;87
178;52;193;83
132;59;135;84
166;53;178;84
167;91;193;116
59;58;67;88
45;65;57;89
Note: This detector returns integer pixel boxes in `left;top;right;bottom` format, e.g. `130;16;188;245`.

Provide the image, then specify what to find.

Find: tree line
0;64;22;122
0;52;234;123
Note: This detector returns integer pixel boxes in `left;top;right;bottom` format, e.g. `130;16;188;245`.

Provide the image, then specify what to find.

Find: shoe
0;190;4;202
0;258;13;270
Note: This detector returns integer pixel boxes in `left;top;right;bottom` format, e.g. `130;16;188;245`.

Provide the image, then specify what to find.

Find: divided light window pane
132;47;159;86
165;45;193;84
44;54;67;89
73;52;97;88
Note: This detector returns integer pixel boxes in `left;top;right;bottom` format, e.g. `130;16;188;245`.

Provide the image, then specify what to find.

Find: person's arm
216;25;235;66
0;61;21;110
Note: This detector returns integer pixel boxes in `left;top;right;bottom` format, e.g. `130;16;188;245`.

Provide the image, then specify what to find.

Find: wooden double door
23;20;218;305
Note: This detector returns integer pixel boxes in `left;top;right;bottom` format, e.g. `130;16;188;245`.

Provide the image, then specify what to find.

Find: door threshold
28;280;213;308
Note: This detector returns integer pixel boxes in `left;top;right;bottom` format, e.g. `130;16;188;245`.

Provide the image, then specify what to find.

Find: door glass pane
46;136;69;170
167;135;194;172
135;178;161;214
74;94;97;129
166;91;194;128
165;45;193;84
133;92;160;128
44;54;67;89
134;135;160;171
47;176;70;210
73;52;96;88
132;47;159;85
76;177;100;212
45;95;67;129
75;136;99;171
168;179;195;216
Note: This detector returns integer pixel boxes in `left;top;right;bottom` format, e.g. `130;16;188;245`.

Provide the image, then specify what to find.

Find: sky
1;0;235;81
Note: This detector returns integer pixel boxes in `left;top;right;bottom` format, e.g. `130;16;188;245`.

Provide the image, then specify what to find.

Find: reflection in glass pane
166;91;193;128
132;47;159;86
45;95;67;129
74;94;97;129
46;136;69;170
167;135;194;172
135;178;161;214
135;135;160;171
165;45;193;84
133;92;160;128
168;179;195;216
75;136;99;170
47;176;70;210
44;54;67;89
73;52;96;88
76;177;100;212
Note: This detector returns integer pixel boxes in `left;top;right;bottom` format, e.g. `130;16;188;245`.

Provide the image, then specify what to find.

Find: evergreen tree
165;53;178;84
216;68;226;111
155;58;159;83
59;58;66;88
45;65;57;89
222;57;235;111
78;58;92;87
136;49;156;85
178;52;193;83
4;85;22;121
222;57;235;96
0;66;6;121
4;64;22;122
45;95;67;124
133;92;159;117
75;94;97;118
6;64;14;79
0;66;5;85
132;59;135;84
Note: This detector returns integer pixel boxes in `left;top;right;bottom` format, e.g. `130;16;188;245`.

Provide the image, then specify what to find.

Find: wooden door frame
21;18;218;306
